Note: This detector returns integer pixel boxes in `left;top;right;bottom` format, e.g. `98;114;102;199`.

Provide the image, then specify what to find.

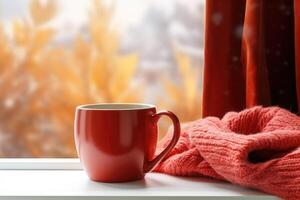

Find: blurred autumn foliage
0;0;141;157
157;52;202;137
162;52;202;121
0;0;201;157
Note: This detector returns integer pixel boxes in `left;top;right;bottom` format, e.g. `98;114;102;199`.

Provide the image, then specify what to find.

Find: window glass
0;0;204;157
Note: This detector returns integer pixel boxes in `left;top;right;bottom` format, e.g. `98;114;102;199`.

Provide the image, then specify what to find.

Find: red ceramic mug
74;103;180;182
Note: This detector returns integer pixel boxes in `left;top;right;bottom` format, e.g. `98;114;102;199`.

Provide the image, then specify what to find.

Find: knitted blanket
155;106;300;200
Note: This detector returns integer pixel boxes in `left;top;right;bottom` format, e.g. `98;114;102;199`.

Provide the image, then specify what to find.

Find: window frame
0;158;81;170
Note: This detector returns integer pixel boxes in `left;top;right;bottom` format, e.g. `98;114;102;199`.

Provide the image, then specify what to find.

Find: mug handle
143;110;181;173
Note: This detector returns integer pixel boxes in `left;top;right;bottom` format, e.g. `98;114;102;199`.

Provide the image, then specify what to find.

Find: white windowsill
0;159;280;200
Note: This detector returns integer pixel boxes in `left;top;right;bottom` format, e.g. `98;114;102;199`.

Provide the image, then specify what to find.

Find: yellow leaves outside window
0;0;201;157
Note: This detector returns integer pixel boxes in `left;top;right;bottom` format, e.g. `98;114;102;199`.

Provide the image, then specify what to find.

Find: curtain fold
296;0;300;106
203;0;300;117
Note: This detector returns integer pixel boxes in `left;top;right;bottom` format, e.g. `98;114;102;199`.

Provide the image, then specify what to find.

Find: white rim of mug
76;103;156;111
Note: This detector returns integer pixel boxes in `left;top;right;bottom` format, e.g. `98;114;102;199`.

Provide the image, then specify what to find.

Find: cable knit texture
155;106;300;200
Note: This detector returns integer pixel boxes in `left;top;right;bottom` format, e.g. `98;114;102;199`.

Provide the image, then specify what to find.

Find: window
0;0;204;157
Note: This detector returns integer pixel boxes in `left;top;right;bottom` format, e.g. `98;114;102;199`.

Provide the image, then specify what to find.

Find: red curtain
203;0;300;118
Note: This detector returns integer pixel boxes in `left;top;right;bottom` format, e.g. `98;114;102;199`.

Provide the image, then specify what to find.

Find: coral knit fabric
155;106;300;199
